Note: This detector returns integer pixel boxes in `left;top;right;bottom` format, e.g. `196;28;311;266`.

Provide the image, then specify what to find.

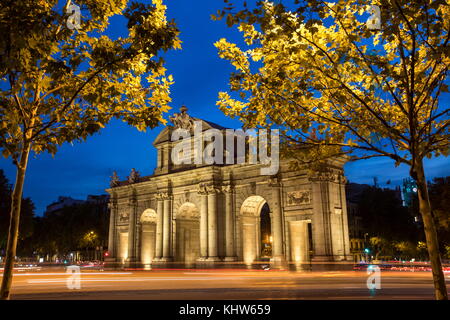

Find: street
3;268;450;300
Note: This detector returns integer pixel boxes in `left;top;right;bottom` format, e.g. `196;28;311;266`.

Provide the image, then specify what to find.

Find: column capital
156;191;172;201
206;184;221;195
221;183;233;193
198;183;220;195
197;183;208;195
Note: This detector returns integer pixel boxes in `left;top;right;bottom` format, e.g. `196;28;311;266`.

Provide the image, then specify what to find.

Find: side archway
240;195;271;264
140;209;157;265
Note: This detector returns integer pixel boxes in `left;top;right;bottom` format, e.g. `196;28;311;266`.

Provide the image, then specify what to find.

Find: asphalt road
3;268;450;300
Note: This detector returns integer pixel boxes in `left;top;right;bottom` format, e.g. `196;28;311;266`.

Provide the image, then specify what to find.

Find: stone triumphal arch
106;107;351;267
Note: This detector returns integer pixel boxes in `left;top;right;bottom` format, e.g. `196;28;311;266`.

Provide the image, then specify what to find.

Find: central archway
175;202;200;263
240;195;271;264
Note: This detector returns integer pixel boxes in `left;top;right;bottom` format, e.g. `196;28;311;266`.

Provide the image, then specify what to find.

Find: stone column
106;200;117;261
339;175;352;260
126;196;138;266
206;185;220;261
269;178;285;263
223;184;236;261
308;170;334;261
155;196;164;260
162;194;173;261
242;215;257;265
136;223;141;263
326;172;350;261
197;184;208;260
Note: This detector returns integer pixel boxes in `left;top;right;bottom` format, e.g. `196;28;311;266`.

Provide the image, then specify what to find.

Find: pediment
152;118;228;147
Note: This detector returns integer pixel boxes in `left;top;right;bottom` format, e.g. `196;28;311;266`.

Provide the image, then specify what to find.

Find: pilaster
126;194;138;267
105;198;117;263
268;177;285;264
206;184;221;261
223;183;237;261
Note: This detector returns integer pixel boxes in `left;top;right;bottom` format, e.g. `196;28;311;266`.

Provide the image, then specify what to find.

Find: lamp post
364;233;369;263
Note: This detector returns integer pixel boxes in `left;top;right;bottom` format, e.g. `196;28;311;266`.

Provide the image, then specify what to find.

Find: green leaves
215;0;449;167
0;0;180;158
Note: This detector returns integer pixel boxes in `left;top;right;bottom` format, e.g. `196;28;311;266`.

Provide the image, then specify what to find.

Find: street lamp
364;233;369;263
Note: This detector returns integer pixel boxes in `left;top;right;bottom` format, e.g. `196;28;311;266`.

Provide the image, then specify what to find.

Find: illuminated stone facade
105;113;351;267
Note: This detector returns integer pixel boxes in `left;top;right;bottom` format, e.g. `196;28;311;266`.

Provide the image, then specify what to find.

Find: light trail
13;272;133;276
26;276;259;284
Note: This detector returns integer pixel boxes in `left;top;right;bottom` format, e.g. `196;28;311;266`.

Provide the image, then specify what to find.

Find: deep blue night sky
0;1;449;214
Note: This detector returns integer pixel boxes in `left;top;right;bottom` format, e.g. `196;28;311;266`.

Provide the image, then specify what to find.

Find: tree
0;170;12;251
369;236;394;261
31;200;110;261
416;241;429;261
0;0;180;299
0;169;35;254
429;176;450;255
214;0;449;299
394;240;417;260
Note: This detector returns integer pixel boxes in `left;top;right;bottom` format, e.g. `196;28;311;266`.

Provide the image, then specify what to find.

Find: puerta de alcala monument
105;107;351;267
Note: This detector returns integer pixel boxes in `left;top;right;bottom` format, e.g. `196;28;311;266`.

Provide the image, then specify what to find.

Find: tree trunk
413;158;448;300
0;142;31;300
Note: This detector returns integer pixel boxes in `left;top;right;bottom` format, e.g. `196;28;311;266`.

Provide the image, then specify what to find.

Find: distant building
43;194;111;262
45;194;110;215
346;182;370;204
401;177;418;208
86;194;110;205
346;183;369;263
45;196;85;215
349;238;365;263
393;185;403;203
346;181;416;263
401;177;421;225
